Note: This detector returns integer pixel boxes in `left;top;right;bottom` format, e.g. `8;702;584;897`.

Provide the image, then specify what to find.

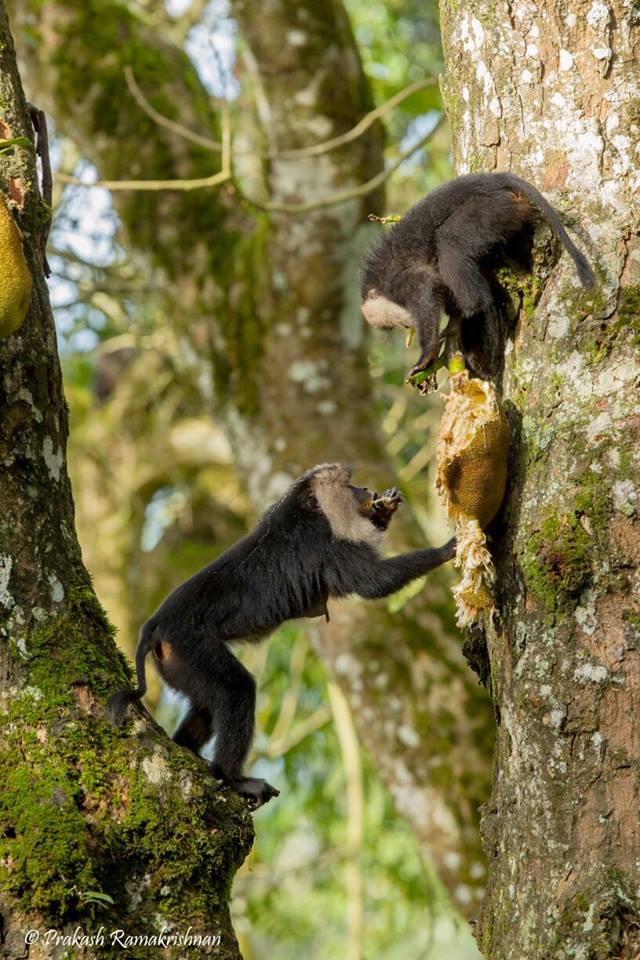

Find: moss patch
574;469;613;539
581;284;639;364
495;267;544;326
553;869;640;959
615;284;640;347
522;511;592;619
0;583;253;938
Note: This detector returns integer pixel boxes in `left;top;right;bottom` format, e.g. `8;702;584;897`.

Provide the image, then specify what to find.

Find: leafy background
49;1;479;956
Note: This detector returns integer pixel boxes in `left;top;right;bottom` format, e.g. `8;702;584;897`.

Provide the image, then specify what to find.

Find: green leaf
0;136;31;155
80;890;115;906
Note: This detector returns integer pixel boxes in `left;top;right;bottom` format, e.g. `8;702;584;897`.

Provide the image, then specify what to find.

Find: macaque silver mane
360;172;595;379
108;464;454;808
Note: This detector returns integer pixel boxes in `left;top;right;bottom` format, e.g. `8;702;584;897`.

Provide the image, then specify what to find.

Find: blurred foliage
345;0;453;206
48;0;479;957
226;627;479;960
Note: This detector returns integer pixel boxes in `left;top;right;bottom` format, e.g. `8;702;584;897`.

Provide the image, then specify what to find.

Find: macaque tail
500;172;596;288
107;623;155;726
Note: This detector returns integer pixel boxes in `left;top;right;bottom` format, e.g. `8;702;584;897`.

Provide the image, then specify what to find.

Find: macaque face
350;483;378;517
306;465;403;541
351;483;403;531
361;290;414;331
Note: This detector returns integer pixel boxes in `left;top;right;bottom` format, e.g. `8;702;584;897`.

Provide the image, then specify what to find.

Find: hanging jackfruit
0;198;31;338
436;370;509;627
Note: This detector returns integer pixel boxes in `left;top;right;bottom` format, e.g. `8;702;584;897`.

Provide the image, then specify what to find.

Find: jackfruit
0;198;31;338
436;370;509;626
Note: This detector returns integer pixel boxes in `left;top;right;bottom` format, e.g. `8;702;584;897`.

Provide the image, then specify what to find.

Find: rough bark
11;0;494;906
439;0;640;955
0;5;251;957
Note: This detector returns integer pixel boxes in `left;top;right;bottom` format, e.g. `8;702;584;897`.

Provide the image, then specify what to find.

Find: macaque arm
398;271;445;374
325;538;455;600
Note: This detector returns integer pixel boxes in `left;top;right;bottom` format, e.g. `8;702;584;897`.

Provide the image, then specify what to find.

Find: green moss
574;470;613;539
0;581;253;937
523;417;556;469
615;284;640;346
522;461;617;619
580;284;639;364
622;609;640;641
465;149;486;173
622;608;640;629
495;267;544;324
522;511;592;619
552;868;639;959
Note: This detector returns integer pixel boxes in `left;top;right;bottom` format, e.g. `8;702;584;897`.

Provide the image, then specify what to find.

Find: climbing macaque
360;172;595;379
108;464;454;807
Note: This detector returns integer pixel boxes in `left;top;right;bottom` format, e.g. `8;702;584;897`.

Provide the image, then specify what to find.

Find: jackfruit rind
436;371;509;626
0;198;31;338
436;371;509;529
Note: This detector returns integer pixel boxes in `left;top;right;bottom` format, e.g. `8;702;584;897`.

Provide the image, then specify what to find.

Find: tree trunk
10;0;494;906
0;5;251;956
439;1;640;955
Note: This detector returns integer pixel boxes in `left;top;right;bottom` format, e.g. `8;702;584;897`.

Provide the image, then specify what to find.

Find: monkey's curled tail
500;172;596;288
107;623;155;726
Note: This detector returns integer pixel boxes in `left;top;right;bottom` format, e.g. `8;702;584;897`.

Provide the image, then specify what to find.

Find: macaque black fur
360;172;596;379
108;464;454;807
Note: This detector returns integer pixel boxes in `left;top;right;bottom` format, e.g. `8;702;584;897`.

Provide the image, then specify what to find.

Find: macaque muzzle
366;488;404;529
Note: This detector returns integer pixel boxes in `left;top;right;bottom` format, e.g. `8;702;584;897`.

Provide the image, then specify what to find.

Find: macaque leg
438;248;495;319
438;245;502;379
444;314;462;361
172;705;213;754
448;309;496;380
207;644;279;809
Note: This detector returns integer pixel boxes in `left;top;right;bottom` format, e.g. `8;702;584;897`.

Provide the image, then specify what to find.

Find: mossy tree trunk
10;0;494;907
0;5;252;957
439;1;640;955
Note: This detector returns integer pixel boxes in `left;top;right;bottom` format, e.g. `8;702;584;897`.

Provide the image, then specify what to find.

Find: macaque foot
231;777;280;809
209;766;280;809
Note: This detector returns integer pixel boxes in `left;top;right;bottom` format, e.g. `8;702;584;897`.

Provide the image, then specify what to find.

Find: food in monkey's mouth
367;487;404;530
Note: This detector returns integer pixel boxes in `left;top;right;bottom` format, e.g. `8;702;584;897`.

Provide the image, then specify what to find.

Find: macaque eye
306;494;320;511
